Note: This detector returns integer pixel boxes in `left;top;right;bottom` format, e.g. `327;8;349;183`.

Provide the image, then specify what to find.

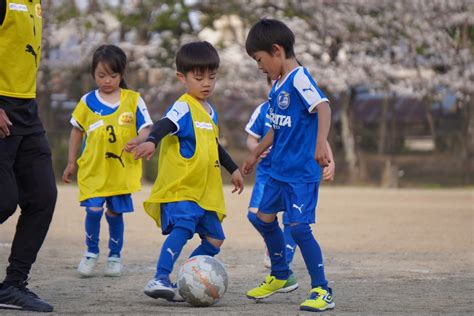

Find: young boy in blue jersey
133;41;244;302
246;78;335;270
242;19;335;312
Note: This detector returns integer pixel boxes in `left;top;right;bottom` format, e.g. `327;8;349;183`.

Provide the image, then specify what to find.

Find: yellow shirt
144;93;226;228
0;0;42;98
72;89;142;201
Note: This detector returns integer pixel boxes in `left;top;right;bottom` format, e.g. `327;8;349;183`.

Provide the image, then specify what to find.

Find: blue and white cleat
144;278;184;302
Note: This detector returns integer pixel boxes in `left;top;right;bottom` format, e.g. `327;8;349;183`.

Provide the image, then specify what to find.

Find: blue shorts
80;194;134;213
249;172;270;209
259;177;320;225
160;201;225;240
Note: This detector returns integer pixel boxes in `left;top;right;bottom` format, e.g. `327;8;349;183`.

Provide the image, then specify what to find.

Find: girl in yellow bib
133;41;244;302
62;45;152;277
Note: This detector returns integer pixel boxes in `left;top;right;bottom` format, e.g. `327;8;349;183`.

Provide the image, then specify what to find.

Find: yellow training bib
72;89;142;201
0;0;42;98
144;93;225;227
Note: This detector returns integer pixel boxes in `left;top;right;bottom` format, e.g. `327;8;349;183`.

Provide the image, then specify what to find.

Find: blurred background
37;0;473;187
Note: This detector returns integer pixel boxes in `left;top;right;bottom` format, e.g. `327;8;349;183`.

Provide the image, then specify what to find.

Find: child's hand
315;140;331;168
62;162;76;183
124;137;140;153
322;158;335;182
231;169;244;194
133;141;156;160
242;154;258;176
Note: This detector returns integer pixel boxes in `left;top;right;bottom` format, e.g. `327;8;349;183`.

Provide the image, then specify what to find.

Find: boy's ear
271;44;283;57
176;72;186;84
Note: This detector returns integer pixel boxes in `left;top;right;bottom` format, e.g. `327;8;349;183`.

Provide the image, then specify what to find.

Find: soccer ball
177;255;228;307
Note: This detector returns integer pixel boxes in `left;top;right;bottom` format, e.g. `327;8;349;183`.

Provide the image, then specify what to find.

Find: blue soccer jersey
70;89;153;132
164;100;218;158
245;101;272;175
268;66;329;183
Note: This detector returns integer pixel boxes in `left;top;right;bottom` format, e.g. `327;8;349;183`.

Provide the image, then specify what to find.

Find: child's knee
256;211;276;223
86;207;104;215
201;237;222;256
106;209;120;217
255;216;279;234
205;236;224;248
289;223;312;242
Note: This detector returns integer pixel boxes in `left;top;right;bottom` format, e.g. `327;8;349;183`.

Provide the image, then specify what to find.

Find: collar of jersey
274;66;302;91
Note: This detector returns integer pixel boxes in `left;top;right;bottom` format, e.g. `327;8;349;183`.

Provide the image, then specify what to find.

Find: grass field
1;185;473;314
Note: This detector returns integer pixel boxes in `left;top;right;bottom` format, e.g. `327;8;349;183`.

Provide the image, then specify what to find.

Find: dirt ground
0;185;473;315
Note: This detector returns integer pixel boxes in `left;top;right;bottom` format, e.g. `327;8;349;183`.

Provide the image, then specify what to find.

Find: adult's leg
4;132;57;285
0;136;21;225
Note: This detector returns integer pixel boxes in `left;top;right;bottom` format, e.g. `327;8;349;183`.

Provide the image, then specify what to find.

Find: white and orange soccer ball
177;255;228;307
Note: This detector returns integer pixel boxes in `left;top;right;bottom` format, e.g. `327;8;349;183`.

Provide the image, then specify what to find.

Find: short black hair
92;44;128;88
176;41;220;74
246;19;295;58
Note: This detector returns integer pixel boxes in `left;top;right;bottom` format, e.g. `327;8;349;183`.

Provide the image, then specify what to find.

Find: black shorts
0;96;44;135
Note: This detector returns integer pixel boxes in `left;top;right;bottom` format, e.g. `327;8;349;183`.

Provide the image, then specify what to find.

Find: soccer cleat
104;255;122;277
263;247;271;269
246;273;298;300
77;252;99;277
144;278;185;302
299;287;335;312
0;282;53;312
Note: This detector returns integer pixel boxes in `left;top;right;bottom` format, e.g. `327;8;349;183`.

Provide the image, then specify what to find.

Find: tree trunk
340;89;359;183
461;94;474;184
378;91;389;154
424;94;436;150
38;0;53;134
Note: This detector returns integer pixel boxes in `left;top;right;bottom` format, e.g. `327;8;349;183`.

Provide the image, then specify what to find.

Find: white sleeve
136;96;153;132
245;103;264;139
70;117;83;131
164;101;190;134
294;69;329;113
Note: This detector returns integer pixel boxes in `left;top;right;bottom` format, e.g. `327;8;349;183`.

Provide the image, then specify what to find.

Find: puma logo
105;150;125;168
302;84;314;94
86;233;93;240
292;203;304;213
286;244;295;252
110;238;120;245
273;251;284;258
25;44;39;67
166;248;178;260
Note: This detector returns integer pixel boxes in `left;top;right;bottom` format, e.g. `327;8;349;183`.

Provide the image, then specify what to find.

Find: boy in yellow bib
133;41;244;302
62;45;152;278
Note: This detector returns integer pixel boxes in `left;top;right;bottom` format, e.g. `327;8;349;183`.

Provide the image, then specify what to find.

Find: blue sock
155;227;192;280
85;208;103;254
106;213;124;257
247;211;263;236
291;224;328;290
283;224;298;266
255;216;289;280
190;238;220;257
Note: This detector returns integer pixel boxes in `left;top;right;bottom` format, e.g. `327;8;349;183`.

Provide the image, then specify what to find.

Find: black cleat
0;282;53;312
